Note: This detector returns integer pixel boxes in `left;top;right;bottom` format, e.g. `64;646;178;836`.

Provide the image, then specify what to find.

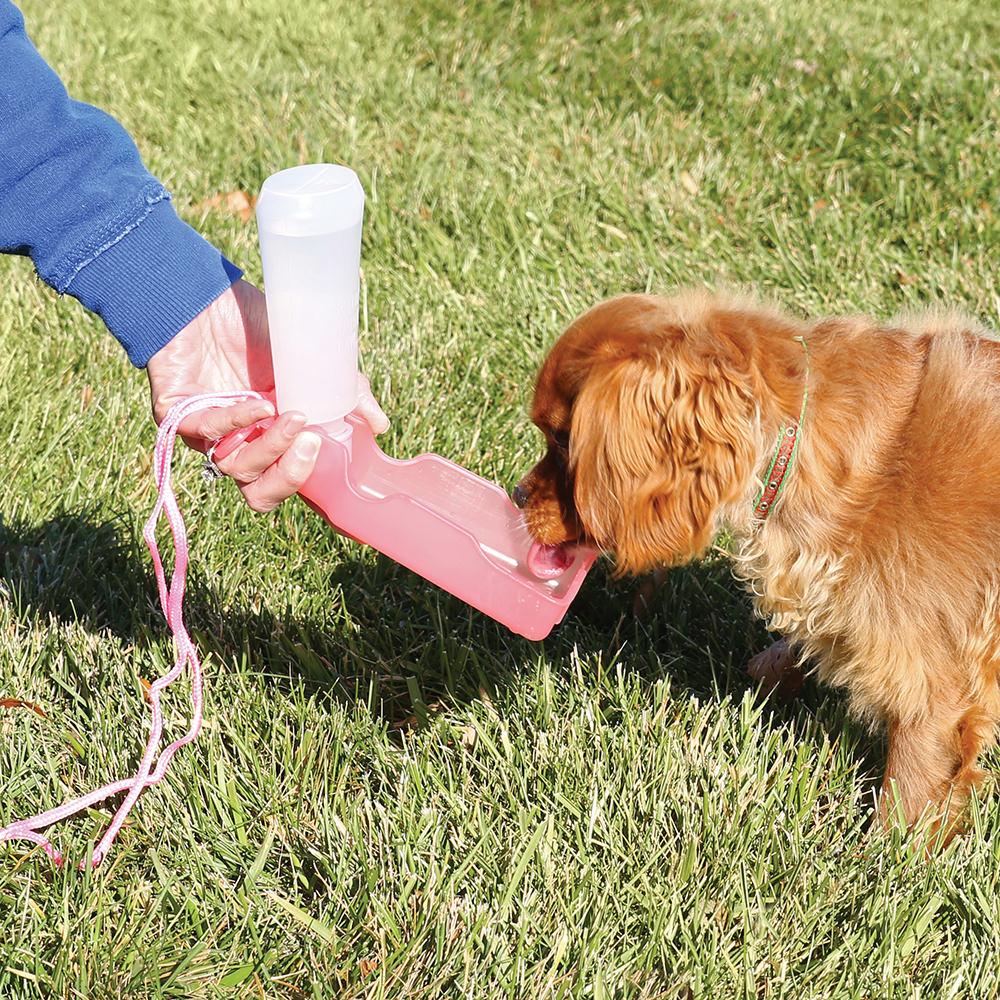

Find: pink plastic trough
217;413;596;640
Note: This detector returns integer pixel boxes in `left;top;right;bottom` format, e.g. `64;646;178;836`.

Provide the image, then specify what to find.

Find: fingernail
285;412;307;434
293;431;322;461
253;401;275;419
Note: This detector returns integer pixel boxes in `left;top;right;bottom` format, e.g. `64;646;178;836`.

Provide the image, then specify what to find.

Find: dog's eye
550;429;570;455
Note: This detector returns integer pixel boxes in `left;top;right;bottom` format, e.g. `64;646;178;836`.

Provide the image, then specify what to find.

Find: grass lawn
2;0;999;995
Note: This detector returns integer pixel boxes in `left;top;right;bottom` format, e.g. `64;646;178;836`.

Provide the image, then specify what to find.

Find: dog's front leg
880;704;989;842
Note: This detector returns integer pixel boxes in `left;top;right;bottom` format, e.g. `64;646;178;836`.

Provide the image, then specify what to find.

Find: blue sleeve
0;1;243;367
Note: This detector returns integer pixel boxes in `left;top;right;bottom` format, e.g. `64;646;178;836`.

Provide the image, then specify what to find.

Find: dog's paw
746;638;805;700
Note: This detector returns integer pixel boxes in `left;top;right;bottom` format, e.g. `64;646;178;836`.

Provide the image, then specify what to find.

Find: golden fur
517;290;1000;839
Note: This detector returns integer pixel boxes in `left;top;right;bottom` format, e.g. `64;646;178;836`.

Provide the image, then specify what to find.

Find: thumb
356;375;390;435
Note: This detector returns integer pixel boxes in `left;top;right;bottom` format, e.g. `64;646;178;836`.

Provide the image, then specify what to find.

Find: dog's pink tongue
526;540;574;579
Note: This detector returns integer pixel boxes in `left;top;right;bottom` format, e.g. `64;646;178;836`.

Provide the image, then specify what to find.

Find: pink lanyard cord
1;392;260;869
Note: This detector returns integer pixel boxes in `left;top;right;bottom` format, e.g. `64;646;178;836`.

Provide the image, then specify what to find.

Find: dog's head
515;293;766;575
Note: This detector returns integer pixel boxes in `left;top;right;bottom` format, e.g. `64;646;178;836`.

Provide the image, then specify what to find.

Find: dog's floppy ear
570;345;757;575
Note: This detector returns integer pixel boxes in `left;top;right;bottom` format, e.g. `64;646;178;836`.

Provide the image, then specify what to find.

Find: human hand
146;279;388;512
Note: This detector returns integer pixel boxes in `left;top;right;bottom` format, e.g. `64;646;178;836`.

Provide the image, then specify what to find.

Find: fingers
356;375;390;434
215;411;307;484
178;398;275;449
238;431;322;513
210;417;276;462
180;380;383;514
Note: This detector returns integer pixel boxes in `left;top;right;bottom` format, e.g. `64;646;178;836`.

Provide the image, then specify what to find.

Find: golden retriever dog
514;290;1000;840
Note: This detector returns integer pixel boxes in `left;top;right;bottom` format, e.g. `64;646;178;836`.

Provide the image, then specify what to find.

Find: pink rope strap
1;393;259;868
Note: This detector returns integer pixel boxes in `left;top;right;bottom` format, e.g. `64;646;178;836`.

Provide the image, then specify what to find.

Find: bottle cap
256;163;364;237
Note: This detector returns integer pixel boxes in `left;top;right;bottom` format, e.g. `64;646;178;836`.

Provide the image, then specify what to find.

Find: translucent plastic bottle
255;163;365;431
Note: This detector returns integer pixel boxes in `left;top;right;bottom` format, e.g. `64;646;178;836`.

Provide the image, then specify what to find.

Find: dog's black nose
512;484;530;509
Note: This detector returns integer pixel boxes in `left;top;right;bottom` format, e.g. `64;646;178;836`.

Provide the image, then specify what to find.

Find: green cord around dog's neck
752;335;810;521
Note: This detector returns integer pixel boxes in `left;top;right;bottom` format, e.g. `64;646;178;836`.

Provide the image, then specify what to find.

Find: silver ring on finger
202;442;225;484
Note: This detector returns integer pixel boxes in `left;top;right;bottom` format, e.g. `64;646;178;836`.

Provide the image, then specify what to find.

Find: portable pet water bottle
250;163;595;640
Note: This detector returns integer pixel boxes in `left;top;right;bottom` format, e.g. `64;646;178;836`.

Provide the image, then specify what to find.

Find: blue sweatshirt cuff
63;197;243;367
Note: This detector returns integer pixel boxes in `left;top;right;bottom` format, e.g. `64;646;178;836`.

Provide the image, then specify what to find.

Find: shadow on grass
0;508;879;790
0;509;154;638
